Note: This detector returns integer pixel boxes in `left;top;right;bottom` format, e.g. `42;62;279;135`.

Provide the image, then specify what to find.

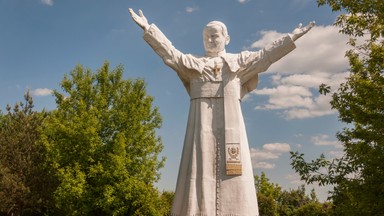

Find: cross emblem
213;63;221;76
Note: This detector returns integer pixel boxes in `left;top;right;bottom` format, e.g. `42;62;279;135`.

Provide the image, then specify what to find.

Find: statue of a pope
129;8;314;216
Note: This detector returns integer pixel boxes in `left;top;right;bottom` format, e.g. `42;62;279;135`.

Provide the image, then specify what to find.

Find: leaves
319;84;331;95
255;172;331;216
42;61;166;215
291;0;384;214
0;92;56;215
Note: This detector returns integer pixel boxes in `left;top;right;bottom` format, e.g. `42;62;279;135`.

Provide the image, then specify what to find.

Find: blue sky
1;0;351;201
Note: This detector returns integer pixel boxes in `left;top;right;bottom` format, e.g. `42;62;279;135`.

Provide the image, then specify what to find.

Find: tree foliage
159;190;175;215
41;61;166;215
255;172;281;215
291;0;384;214
255;172;331;216
0;93;56;215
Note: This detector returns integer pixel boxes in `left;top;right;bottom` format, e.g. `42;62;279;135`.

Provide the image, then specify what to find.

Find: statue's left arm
237;22;315;96
289;21;315;41
239;21;316;74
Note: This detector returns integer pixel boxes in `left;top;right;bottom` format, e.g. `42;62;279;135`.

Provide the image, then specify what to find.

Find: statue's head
203;21;230;57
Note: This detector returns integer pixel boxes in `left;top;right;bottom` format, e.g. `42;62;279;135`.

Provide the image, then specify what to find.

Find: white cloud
238;0;250;4
255;85;313;110
311;134;343;148
249;25;353;119
285;172;332;202
256;85;312;97
279;74;329;88
329;150;344;158
251;150;280;160
41;0;54;6
254;162;275;169
31;88;53;96
264;25;350;75
185;6;198;13
263;143;291;152
251;30;286;49
251;143;291;169
285;173;305;185
254;75;344;119
310;134;344;162
294;133;304;137
290;0;311;10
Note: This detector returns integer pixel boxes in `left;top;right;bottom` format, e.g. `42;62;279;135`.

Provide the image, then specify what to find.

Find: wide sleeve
237;35;296;97
143;24;203;94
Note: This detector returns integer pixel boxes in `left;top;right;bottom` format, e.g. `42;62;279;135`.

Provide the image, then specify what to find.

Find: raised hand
290;21;315;41
128;8;150;30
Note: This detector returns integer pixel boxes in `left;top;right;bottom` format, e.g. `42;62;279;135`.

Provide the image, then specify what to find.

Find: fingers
297;23;302;29
128;8;138;17
305;21;316;31
297;21;316;31
128;8;143;18
308;21;316;28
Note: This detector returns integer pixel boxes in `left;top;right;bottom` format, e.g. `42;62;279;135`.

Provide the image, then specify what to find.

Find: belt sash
190;80;242;176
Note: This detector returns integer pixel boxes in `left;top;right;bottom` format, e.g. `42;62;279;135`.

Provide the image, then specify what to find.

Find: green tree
293;201;332;216
255;172;281;216
42;61;165;215
291;0;384;215
278;186;331;216
255;172;330;216
0;92;56;215
159;191;175;216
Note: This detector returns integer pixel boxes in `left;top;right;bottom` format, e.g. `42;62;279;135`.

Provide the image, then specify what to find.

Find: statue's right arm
129;8;183;70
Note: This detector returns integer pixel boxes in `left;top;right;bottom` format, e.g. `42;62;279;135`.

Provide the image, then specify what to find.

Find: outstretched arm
128;8;196;93
290;21;316;41
128;8;190;74
129;8;150;30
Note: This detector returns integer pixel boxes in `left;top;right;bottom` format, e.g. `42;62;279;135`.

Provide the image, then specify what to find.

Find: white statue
129;8;314;216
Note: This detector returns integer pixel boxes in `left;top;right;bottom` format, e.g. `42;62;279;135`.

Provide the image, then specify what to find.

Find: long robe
142;24;296;216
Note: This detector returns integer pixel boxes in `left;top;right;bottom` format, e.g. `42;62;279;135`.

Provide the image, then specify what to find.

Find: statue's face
203;25;229;56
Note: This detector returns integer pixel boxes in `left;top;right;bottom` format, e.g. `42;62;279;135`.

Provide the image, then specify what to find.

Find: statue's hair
204;21;228;37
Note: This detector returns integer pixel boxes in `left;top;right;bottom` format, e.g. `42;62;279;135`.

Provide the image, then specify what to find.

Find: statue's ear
226;35;230;45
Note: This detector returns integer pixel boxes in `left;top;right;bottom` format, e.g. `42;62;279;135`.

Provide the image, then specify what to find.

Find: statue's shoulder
188;54;204;59
226;52;254;60
225;52;239;57
223;52;248;62
184;54;209;64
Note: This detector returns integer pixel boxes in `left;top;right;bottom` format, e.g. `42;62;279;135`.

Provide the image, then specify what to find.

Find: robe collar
183;51;241;74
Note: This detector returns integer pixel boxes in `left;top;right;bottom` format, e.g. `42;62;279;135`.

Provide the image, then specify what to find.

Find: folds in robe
143;24;296;216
